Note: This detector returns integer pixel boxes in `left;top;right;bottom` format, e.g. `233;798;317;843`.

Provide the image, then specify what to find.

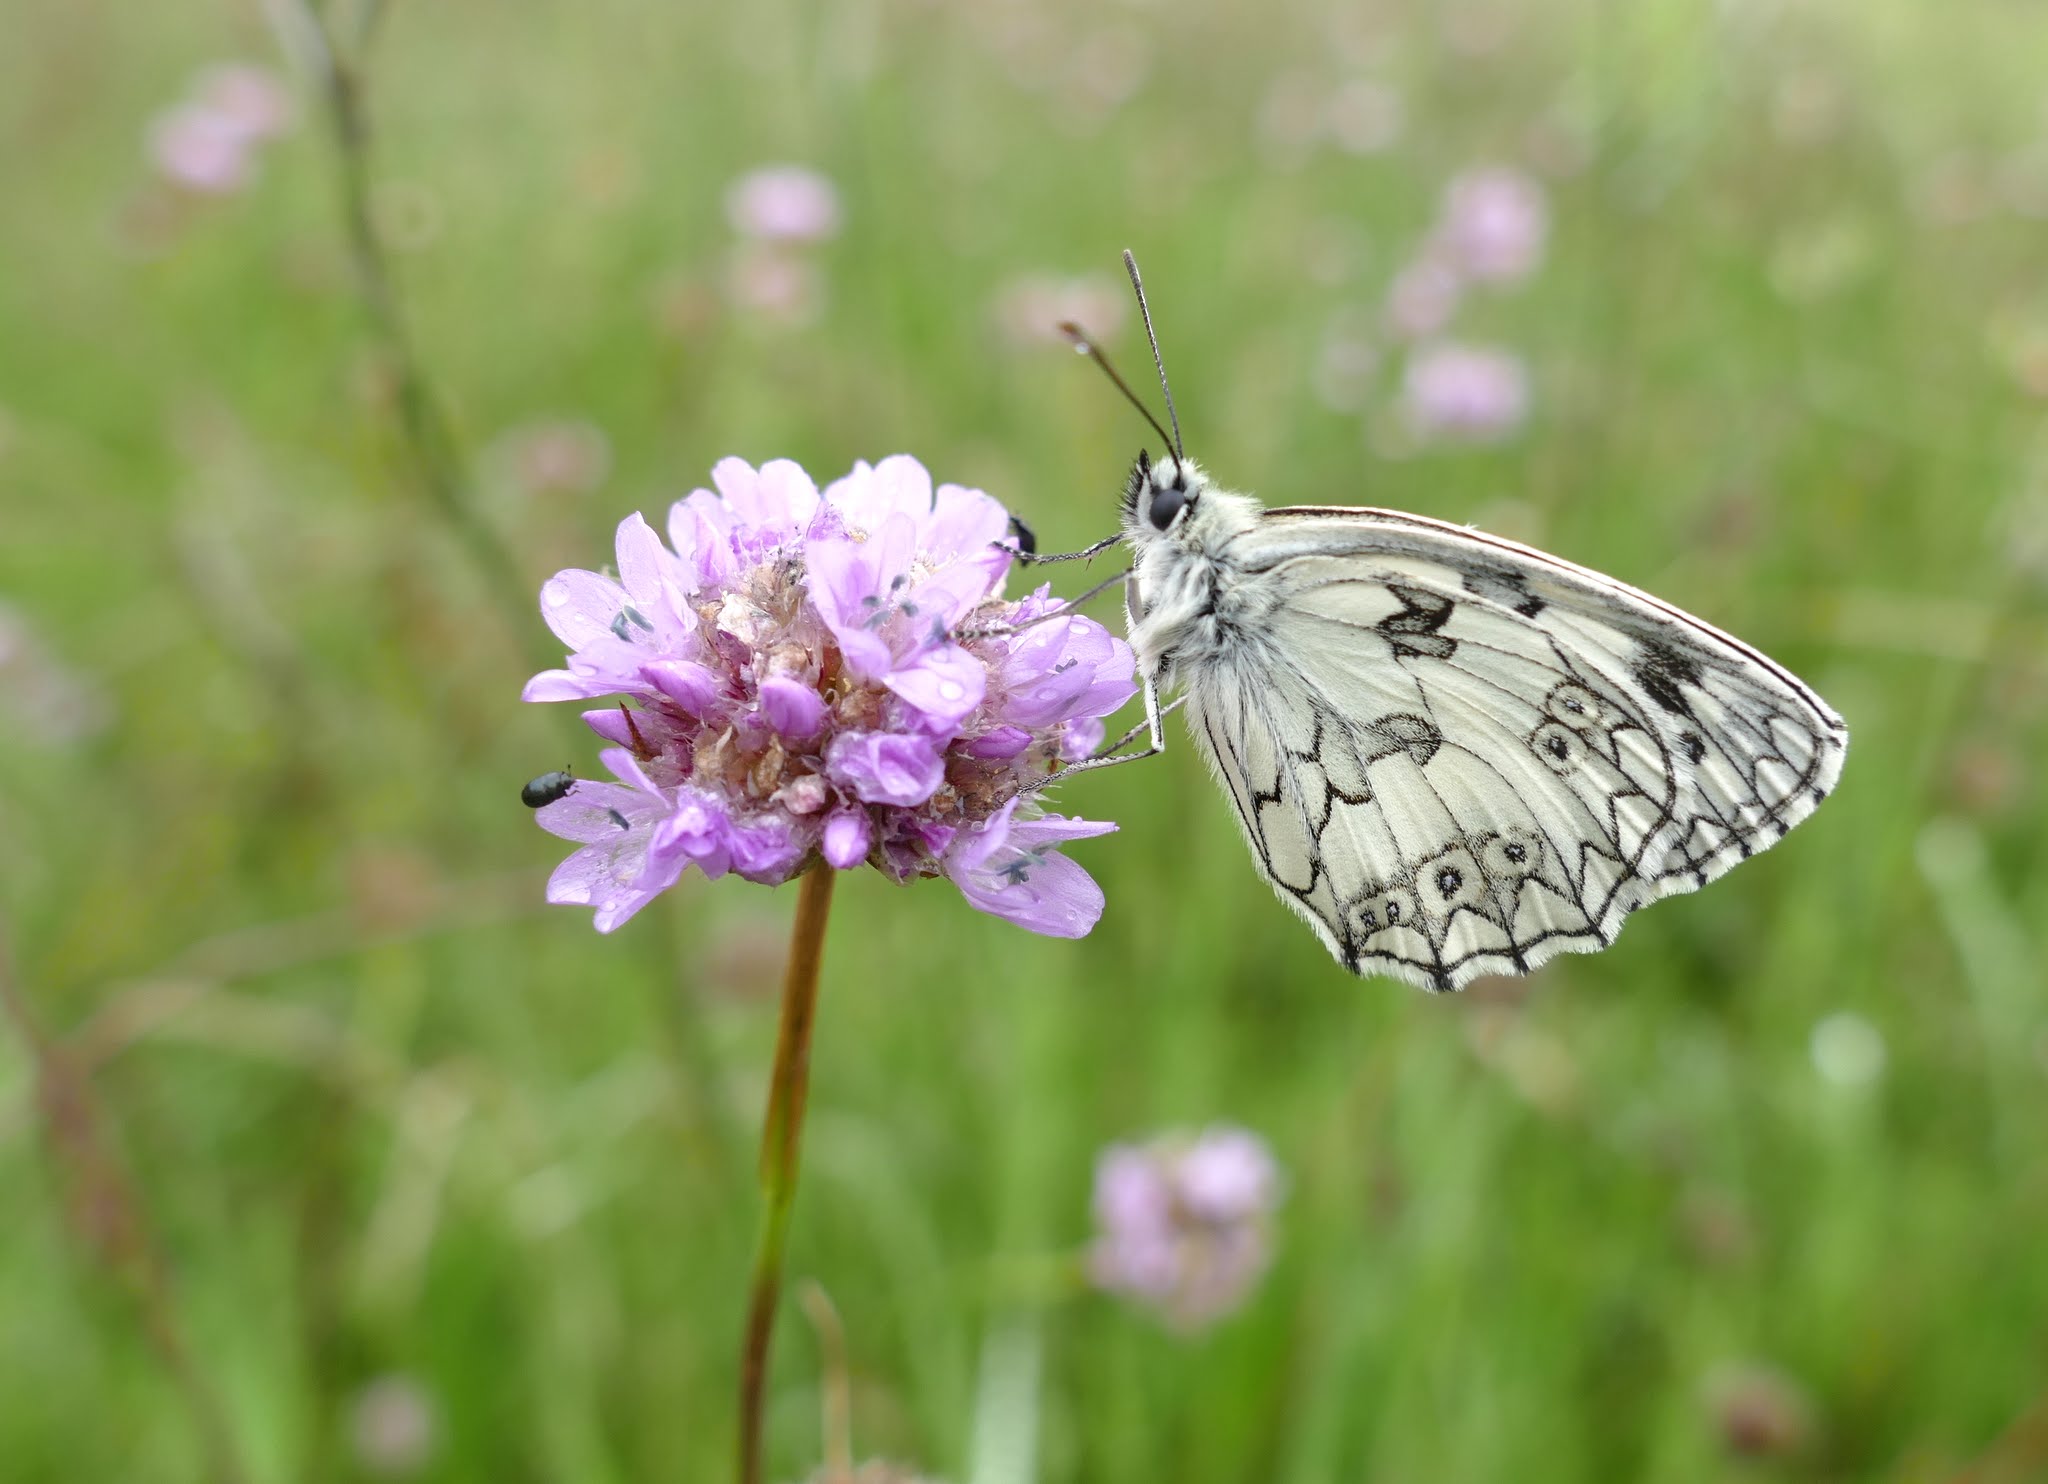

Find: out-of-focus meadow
4;0;2047;1479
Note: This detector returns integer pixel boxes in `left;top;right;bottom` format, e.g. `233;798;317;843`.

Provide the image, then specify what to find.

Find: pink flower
1089;1126;1283;1329
145;63;293;197
148;103;257;195
725;166;842;244
524;456;1137;936
1435;166;1549;284
1400;343;1530;443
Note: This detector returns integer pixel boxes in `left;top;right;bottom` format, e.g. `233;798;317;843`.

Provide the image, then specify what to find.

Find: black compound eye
1147;483;1188;530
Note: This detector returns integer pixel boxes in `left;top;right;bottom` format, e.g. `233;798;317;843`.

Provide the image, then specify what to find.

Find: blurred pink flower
1401;343;1530;443
148;103;257;194
1089;1126;1281;1330
1435;166;1549;284
145;63;292;196
725;165;842;244
994;272;1128;348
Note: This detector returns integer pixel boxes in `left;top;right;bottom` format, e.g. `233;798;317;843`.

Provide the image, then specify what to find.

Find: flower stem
738;861;837;1484
0;916;250;1484
279;0;542;655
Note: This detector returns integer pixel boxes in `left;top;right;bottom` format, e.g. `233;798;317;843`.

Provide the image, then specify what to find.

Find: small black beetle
521;768;575;809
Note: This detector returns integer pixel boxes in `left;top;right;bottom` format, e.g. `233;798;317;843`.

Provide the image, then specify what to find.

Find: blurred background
3;0;2046;1479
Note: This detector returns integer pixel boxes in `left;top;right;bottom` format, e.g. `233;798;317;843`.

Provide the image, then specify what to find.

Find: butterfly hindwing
1180;508;1846;990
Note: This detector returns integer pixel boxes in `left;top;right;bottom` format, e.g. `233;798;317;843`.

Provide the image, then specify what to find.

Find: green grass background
3;0;2046;1479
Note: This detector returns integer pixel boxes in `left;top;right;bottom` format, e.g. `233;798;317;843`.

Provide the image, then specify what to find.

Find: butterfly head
1123;447;1209;535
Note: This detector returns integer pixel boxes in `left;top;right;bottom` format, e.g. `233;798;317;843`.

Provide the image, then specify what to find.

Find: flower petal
1060;715;1106;761
945;802;1118;938
523;668;628;703
729;812;805;884
821;808;872;869
963;724;1033;760
643;659;724;715
758;674;827;739
804;519;920;679
922;482;1012;563
535;781;657;844
951;838;1110;938
581;706;637;746
825;730;945;806
884;643;986;732
650;786;733;880
756;458;823;535
538;568;629;650
827;455;933;536
614;512;694;635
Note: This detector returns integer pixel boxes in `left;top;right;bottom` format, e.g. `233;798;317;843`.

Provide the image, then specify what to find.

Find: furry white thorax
1122;455;1273;685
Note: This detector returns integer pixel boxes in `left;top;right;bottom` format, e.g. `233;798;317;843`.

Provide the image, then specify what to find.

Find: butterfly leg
1018;681;1179;795
1085;687;1185;763
956;569;1129;641
994;531;1124;566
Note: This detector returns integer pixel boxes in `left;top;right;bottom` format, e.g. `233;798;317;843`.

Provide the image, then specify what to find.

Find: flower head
1088;1125;1282;1329
149;103;258;195
1435;166;1549;285
146;63;292;196
1400;342;1530;443
523;456;1135;935
725;165;841;244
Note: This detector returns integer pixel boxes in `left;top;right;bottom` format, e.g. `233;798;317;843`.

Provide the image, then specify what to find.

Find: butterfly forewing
1184;507;1846;991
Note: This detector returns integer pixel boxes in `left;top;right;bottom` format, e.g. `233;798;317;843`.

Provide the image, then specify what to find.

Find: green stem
291;0;541;649
737;862;837;1484
0;919;250;1484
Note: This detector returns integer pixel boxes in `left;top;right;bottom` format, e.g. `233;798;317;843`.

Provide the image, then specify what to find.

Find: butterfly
1032;253;1848;992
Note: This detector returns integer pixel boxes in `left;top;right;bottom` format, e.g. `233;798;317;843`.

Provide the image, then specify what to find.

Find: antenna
1122;249;1184;463
1057;320;1176;455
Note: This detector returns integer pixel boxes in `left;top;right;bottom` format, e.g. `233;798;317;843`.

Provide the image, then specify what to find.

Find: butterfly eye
1147;483;1188;530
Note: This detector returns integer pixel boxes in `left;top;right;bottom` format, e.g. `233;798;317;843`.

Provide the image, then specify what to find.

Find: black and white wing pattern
1183;507;1848;991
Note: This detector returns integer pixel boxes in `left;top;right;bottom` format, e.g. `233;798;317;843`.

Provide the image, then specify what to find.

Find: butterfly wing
1182;506;1847;991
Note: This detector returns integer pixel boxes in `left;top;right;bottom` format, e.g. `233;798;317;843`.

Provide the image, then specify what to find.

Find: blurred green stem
738;862;837;1484
0;921;250;1484
283;0;537;644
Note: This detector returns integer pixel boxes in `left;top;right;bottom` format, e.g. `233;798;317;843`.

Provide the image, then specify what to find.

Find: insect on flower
1038;253;1847;991
520;768;575;809
521;456;1137;935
